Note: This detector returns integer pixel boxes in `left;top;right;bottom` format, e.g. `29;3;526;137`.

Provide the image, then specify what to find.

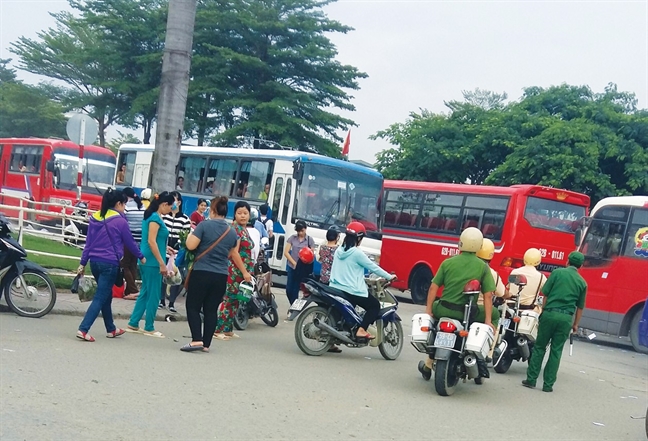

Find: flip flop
356;332;375;340
214;333;231;341
180;343;204;352
125;326;143;333
143;330;165;338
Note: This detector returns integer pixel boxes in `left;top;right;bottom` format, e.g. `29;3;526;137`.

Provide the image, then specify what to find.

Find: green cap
568;251;585;267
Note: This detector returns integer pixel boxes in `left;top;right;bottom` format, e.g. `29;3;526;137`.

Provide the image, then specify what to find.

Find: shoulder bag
183;227;230;290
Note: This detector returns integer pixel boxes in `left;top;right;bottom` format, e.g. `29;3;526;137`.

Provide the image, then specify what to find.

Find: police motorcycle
291;275;404;360
492;274;540;373
63;201;89;246
234;238;279;330
0;215;57;318
411;280;495;396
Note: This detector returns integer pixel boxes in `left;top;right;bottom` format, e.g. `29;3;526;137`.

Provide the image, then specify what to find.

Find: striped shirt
124;199;145;242
162;212;191;248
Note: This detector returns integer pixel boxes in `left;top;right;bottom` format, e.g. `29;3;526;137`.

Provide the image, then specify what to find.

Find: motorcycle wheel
294;306;333;356
434;357;460;396
4;270;57;318
378;321;403;360
494;351;513;374
260;307;279;327
233;304;249;330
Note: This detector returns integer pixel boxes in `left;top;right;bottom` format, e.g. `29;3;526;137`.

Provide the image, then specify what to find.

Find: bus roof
384;180;590;206
119;143;382;177
0;138;115;156
592;196;648;214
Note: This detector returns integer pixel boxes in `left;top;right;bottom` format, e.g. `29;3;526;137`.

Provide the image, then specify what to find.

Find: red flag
341;130;350;156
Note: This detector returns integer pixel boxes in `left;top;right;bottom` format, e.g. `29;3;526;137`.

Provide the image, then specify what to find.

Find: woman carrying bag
76;189;144;342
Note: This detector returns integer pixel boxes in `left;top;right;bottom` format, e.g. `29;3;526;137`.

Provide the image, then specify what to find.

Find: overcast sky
1;0;646;162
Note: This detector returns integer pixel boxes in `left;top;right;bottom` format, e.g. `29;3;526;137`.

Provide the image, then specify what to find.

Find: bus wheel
629;309;648;354
410;266;432;305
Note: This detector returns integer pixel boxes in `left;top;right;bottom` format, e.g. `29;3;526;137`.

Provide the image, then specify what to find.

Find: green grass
21;234;82;273
50;274;74;290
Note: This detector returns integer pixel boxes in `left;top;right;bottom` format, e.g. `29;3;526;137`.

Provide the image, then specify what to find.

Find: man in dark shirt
522;251;587;392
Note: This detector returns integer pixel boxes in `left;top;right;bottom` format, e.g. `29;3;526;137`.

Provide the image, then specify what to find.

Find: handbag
102;218;125;287
183;228;230;290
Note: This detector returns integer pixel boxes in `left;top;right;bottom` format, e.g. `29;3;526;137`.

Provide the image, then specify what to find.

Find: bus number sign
441;247;459;257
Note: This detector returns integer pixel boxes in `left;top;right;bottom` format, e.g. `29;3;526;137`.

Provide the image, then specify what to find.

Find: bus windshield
54;152;116;194
524;196;585;233
293;163;382;234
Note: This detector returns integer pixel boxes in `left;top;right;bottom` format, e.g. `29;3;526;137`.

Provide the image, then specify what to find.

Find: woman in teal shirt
127;191;175;337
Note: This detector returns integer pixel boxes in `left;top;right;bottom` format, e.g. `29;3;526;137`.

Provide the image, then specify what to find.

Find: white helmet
458;227;483;253
140;188;152;200
524;248;542;267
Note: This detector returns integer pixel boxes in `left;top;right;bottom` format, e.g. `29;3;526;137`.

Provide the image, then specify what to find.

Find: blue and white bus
116;144;383;272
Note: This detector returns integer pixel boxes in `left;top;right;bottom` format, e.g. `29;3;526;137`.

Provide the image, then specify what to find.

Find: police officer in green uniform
522;251;587;392
418;228;497;380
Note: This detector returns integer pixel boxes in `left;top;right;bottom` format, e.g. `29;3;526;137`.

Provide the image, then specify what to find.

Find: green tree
0;59;67;138
106;131;141;155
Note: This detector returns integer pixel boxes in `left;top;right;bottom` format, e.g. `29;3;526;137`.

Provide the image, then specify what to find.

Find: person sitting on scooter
418;227;496;380
328;222;395;340
509;248;547;312
476;238;508;324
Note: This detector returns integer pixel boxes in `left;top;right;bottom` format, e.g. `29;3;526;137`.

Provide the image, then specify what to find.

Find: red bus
380;180;590;304
0;138;116;215
577;196;648;353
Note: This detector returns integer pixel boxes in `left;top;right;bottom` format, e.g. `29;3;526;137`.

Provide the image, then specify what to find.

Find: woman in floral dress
214;201;253;340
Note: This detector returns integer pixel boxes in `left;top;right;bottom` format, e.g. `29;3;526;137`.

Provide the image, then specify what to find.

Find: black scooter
0;215;57;317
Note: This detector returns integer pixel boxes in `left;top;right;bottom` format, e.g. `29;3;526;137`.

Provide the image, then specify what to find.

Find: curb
49;307;188;322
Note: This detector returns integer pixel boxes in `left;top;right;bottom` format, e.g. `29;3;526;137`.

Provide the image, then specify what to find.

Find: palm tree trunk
151;0;197;192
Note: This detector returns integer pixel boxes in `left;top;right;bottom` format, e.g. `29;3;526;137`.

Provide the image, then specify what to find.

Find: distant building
350;159;374;168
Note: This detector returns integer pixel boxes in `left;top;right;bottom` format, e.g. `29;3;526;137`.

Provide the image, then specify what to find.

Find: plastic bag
77;276;97;302
163;259;183;286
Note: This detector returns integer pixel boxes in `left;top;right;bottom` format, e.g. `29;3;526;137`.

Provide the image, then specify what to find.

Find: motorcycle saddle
305;278;355;303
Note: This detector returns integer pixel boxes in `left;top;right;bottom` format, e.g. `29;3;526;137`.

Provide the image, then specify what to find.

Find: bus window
206;158;237;196
623;208;648;258
10;145;42;173
238;161;274;200
117;151;135;185
384;191;423;228
421;192;463;234
177;156;206;193
582;219;626;260
271;178;283;221
524;197;585;232
463;195;509;240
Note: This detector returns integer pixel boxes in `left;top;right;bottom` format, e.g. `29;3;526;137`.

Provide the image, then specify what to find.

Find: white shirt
478;267;507;305
260;216;273;234
509;265;547;306
247;227;261;262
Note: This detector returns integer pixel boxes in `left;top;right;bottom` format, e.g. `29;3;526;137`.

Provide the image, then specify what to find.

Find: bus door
269;174;293;270
133;150;153;188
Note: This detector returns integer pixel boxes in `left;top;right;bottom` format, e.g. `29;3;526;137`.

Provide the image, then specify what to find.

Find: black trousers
351;294;381;331
186;270;227;348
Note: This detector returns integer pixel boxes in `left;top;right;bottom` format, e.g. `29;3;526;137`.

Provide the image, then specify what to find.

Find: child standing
318;226;340;285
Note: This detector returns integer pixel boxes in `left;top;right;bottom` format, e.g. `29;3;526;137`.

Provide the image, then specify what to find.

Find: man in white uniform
509;248;547;311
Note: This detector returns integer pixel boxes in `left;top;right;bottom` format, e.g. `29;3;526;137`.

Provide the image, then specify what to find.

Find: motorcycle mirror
462;279;481;295
508;274;527;287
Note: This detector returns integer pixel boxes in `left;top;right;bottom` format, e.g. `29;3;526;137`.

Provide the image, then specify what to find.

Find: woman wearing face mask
160;191;191;312
126;191;175;338
76;189;145;342
190;198;208;227
214;201;253;340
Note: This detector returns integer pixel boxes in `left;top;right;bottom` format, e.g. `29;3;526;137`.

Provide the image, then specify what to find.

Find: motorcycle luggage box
465;322;494;360
411;313;433;353
517;311;539;342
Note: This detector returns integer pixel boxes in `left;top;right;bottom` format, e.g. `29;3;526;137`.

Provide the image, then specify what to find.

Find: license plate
500;319;511;330
289;299;307;312
434;332;456;348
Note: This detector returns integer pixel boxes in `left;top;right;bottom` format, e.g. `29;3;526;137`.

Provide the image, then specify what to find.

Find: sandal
356;331;375;340
214;333;231;341
143;330;165;338
106;328;126;338
76;331;95;342
125;325;142;333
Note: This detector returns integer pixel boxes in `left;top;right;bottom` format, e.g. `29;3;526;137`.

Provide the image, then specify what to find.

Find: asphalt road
1;296;646;441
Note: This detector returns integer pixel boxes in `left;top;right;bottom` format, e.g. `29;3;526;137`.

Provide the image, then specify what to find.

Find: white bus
116;144;383;272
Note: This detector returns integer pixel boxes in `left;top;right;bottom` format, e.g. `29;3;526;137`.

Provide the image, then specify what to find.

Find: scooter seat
305;278;355;302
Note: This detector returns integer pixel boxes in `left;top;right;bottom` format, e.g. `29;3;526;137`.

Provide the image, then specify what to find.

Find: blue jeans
78;261;118;333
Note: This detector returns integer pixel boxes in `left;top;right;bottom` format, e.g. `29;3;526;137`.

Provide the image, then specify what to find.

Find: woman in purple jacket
76;189;144;342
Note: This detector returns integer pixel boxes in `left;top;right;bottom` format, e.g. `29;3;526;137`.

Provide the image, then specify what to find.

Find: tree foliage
375;84;648;203
9;0;364;155
0;59;66;138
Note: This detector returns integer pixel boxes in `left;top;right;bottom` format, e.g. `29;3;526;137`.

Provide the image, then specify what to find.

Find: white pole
77;119;86;201
18;199;24;246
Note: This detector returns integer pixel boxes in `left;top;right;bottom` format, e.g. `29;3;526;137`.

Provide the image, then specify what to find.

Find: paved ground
1;293;646;440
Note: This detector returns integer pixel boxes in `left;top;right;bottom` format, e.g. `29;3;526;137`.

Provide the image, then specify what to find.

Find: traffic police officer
509;248;547;312
522;251;587;392
476;238;508;324
418;227;496;380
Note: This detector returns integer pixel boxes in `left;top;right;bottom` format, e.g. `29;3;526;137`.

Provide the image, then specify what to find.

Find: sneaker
158;303;165;310
168;305;178;313
107;328;126;338
522;379;536;389
542;386;553;393
418;360;432;381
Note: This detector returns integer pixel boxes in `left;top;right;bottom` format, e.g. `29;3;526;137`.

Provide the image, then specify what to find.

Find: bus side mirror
574;229;582;247
292;160;304;183
46;160;56;172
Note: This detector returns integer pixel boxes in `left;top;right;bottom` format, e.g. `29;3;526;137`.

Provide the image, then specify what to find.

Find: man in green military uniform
418;228;496;380
522;251;587;392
